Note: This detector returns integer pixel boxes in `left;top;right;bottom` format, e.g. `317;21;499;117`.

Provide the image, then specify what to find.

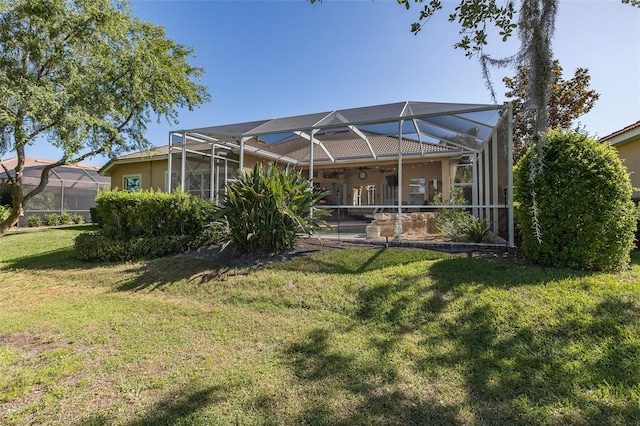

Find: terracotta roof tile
243;130;458;164
600;120;640;142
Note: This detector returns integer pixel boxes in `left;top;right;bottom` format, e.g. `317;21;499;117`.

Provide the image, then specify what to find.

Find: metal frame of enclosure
0;162;110;225
167;101;514;246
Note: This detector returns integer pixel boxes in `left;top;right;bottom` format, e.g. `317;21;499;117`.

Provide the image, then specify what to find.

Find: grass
1;227;640;424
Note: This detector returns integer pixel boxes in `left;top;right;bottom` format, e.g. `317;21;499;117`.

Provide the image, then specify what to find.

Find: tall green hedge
75;189;219;261
514;129;637;271
94;189;216;240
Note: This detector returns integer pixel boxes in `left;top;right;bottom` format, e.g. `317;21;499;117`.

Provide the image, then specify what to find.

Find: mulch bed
189;236;527;269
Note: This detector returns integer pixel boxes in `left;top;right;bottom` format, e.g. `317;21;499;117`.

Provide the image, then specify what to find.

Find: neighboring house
100;101;514;245
600;120;640;198
0;157;111;225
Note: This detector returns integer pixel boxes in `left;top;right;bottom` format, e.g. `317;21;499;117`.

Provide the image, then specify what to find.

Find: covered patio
167;101;514;246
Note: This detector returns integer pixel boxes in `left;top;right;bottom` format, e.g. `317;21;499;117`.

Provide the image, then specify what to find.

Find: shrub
0;205;11;222
72;214;85;224
74;232;200;262
468;216;489;243
433;188;472;242
514;129;637;271
26;215;41;227
44;213;61;226
89;207;100;225
215;163;330;255
74;189;219;262
60;211;73;224
94;188;216;240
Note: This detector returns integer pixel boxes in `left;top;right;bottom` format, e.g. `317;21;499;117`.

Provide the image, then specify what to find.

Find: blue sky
27;0;640;165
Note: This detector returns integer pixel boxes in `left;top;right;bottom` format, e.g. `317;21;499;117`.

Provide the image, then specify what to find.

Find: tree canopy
504;60;599;161
0;0;210;236
396;0;636;135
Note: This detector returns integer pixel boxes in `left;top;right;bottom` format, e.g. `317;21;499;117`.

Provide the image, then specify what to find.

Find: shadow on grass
281;327;460;425
114;255;228;292
279;255;640;424
413;296;640;424
78;386;224;426
1;225;98;271
272;247;449;275
0;246;84;271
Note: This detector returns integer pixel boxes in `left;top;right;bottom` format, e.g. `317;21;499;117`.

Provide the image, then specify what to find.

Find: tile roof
1;157;101;172
243;130;459;164
600;120;640;143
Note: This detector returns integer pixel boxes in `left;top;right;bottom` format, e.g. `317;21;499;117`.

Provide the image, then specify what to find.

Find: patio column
210;144;215;202
309;129;316;185
180;131;187;191
507;103;514;247
472;152;479;218
309;129;316;220
397;120;403;242
239;138;245;173
491;127;499;233
167;132;173;192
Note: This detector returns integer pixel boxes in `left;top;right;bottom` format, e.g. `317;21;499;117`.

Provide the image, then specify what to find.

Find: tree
504;60;599;161
0;0;210;236
396;0;637;136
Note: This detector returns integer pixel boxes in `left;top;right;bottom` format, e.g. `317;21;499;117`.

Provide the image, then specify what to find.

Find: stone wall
365;212;438;240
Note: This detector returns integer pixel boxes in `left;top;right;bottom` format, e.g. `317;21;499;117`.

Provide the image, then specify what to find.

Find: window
366;185;376;205
453;155;473;203
123;175;141;192
409;178;425;205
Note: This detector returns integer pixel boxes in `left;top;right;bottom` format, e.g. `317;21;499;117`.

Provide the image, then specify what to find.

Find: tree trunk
0;184;24;237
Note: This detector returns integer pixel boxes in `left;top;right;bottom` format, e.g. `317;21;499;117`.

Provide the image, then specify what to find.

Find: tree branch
0;157;16;184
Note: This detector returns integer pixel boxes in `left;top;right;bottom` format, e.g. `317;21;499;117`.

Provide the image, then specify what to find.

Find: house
100;101;514;245
0;157;111;225
600;120;640;198
99;145;171;192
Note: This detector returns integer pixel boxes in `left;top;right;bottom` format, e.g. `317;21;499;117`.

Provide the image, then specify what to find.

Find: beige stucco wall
107;154;455;205
310;157;451;205
109;160;168;191
613;136;640;197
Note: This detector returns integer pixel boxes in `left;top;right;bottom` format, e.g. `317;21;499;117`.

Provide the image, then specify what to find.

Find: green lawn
1;227;640;425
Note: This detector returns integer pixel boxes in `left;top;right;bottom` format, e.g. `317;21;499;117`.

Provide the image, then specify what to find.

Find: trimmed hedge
94;189;217;240
514;129;637;271
74;189;221;262
75;233;197;261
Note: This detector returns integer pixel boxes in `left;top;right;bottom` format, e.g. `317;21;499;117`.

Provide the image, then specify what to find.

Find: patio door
382;181;397;206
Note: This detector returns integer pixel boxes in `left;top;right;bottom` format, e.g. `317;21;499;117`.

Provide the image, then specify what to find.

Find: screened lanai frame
0;162;110;225
168;101;514;246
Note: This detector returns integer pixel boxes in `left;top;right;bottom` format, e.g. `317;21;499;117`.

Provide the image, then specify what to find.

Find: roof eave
603;125;640;146
98;153;169;176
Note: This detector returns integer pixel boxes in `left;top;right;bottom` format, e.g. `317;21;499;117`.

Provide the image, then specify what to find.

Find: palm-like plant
215;163;330;255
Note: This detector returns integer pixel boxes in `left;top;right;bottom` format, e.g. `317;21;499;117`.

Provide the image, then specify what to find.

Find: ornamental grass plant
214;163;330;255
